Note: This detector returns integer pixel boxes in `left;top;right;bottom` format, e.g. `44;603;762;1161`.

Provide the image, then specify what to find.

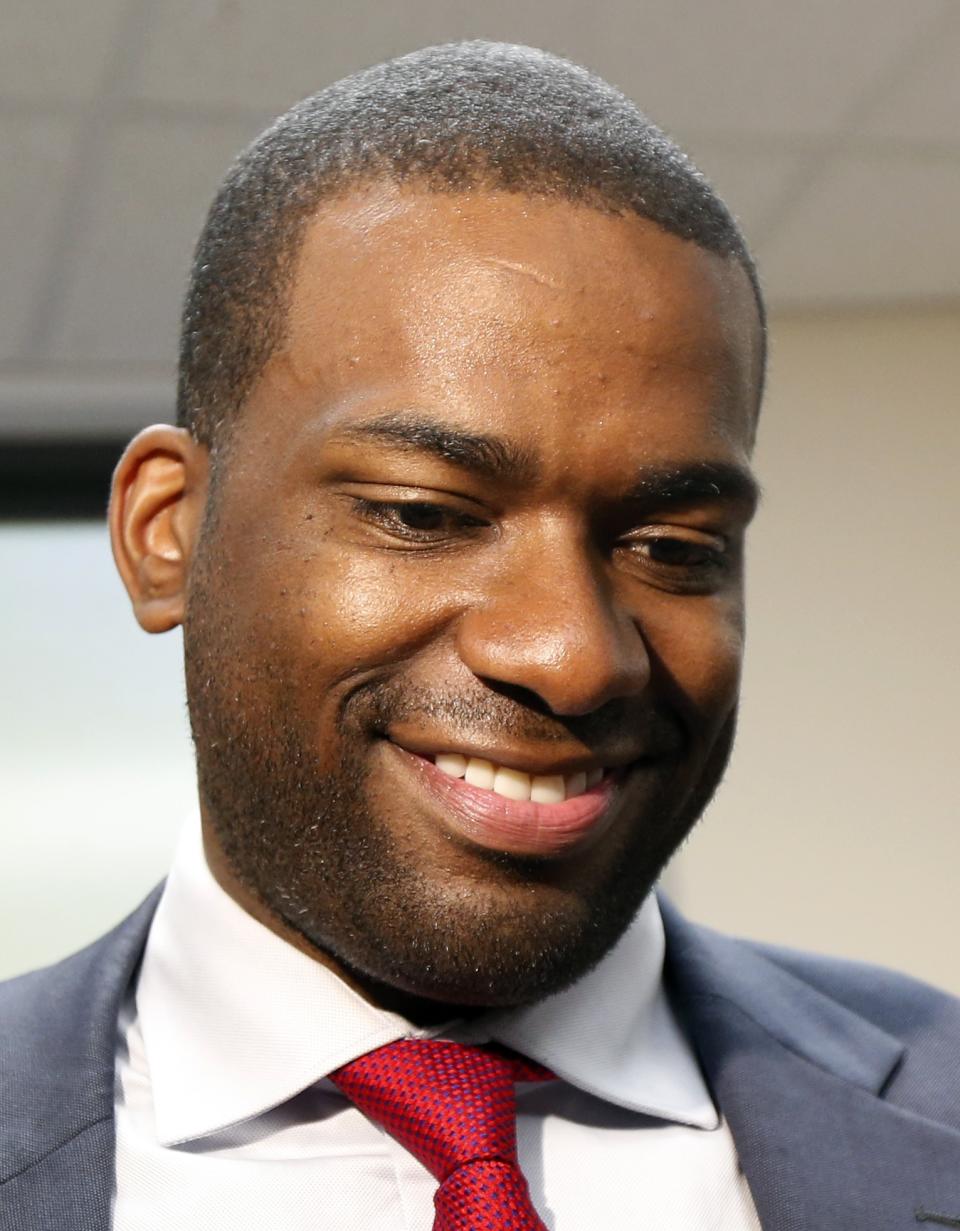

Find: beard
183;553;736;1014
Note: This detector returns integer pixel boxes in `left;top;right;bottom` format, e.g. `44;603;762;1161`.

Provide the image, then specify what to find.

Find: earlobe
109;425;209;633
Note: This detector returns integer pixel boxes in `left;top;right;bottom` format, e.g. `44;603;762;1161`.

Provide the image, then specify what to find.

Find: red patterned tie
330;1038;553;1230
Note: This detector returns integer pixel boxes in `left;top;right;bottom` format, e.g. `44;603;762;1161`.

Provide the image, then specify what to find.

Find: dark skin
111;184;762;1023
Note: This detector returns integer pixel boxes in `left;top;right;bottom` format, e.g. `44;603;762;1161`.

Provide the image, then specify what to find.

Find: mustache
349;679;687;758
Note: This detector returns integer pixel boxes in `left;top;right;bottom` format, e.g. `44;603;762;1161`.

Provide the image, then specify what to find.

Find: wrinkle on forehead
481;256;564;290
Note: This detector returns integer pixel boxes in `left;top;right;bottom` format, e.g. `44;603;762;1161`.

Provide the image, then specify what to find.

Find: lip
384;727;631;778
386;742;623;859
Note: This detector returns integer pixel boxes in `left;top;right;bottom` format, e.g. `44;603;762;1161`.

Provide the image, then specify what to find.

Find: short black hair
177;40;764;448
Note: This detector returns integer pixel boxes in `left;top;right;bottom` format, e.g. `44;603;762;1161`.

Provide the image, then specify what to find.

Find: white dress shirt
113;816;761;1229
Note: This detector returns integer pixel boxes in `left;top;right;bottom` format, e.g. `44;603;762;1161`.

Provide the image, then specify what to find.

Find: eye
388;502;448;532
351;498;488;544
618;527;733;591
641;537;723;568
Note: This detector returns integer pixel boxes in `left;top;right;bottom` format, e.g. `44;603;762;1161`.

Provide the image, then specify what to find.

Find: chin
283;853;658;1015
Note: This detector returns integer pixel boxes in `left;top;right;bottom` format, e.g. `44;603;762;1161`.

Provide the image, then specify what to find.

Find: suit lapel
0;889;160;1231
662;899;960;1231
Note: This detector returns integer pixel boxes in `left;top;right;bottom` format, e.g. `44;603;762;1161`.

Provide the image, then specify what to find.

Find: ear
109;425;209;633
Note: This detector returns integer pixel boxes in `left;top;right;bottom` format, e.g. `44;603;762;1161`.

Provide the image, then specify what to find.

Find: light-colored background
2;1;958;991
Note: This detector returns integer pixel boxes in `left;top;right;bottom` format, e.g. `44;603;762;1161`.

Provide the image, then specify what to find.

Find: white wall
1;306;958;992
0;524;193;976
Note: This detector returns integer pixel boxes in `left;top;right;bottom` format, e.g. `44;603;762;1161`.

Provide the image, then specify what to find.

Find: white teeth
530;774;566;804
493;766;532;801
565;770;587;799
435;755;605;802
463;757;496;790
435;752;468;779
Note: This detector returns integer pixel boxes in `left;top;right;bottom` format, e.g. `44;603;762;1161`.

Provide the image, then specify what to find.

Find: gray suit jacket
1;890;959;1230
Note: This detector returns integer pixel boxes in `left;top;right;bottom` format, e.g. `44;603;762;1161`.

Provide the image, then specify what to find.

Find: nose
455;536;650;717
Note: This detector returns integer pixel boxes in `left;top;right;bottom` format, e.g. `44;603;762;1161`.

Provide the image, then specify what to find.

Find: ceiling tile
11;0;959;380
757;154;960;307
128;0;932;138
0;116;77;361
0;0;131;104
585;0;947;139
46;116;263;365
855;13;960;146
130;0;553;112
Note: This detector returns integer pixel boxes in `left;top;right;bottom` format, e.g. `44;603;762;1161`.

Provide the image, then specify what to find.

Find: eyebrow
333;412;538;485
625;461;762;514
333;411;760;512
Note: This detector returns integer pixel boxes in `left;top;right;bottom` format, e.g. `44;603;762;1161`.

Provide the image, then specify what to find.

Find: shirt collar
473;900;718;1128
135;815;717;1145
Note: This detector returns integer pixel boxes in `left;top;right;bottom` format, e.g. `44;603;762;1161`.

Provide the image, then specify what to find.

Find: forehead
247;184;763;464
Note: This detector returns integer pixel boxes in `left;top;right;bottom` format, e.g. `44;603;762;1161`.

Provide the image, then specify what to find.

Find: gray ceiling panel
760;154;960;306
0;0;132;104
0;115;77;361
44;115;264;365
1;0;957;437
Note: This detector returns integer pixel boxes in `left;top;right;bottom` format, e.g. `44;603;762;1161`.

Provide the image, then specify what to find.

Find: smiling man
173;184;761;1018
2;41;959;1231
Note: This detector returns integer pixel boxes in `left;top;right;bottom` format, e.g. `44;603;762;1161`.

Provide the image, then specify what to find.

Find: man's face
184;185;762;1013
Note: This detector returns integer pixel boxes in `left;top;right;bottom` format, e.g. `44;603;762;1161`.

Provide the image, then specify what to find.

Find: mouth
435;751;605;801
386;742;625;859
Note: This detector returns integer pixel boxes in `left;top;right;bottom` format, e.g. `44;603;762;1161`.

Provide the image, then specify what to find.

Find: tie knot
330;1038;552;1183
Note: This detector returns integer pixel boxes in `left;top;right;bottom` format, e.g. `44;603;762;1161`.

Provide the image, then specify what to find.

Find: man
2;40;958;1231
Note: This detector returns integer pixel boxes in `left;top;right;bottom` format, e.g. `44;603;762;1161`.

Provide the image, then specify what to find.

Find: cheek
641;596;745;722
276;546;460;679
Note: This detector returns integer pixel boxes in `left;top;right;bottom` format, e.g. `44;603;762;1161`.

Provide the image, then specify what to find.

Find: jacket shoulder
745;936;960;1034
0;889;159;1039
733;934;960;1121
0;890;160;1182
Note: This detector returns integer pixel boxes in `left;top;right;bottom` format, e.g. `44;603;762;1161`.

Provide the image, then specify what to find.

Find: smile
387;743;622;859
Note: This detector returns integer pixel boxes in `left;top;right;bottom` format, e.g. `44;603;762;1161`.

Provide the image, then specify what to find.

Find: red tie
330;1038;554;1230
